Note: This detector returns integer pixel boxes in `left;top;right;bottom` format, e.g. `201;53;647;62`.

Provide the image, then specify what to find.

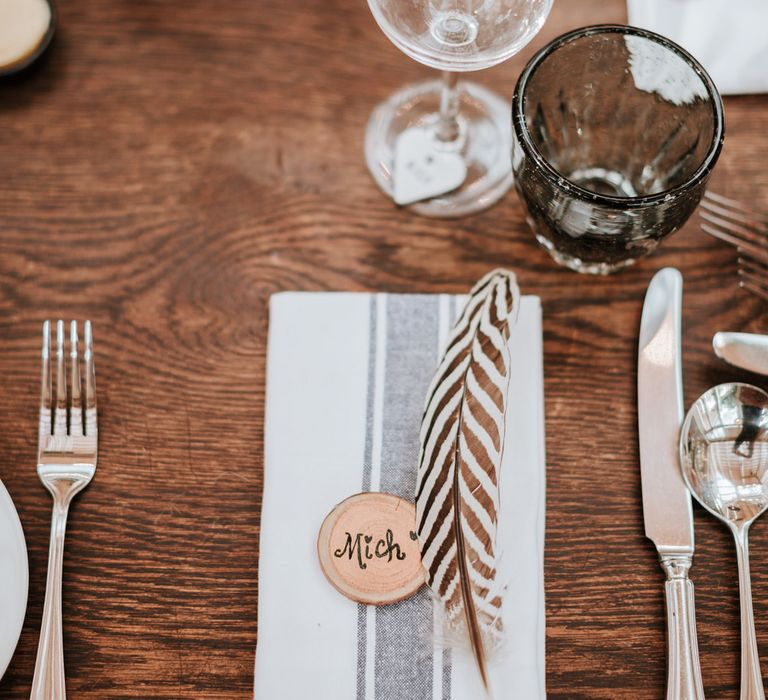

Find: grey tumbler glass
512;25;725;274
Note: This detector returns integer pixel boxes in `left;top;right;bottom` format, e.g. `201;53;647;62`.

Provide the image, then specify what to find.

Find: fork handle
661;554;705;700
31;498;71;700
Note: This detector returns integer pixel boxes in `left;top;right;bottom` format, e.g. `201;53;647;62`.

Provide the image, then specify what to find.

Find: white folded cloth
628;0;768;95
254;291;546;700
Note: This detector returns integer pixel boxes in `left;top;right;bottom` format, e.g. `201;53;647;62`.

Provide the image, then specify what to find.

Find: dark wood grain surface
0;0;766;697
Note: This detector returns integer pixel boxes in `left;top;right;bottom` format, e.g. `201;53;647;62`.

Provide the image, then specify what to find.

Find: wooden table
1;0;766;697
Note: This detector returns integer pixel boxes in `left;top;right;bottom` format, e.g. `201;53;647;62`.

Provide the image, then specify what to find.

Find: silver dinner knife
639;268;705;700
713;332;768;376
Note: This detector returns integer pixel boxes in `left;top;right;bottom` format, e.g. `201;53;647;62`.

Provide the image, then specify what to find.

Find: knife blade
713;331;768;376
638;267;704;700
639;268;692;553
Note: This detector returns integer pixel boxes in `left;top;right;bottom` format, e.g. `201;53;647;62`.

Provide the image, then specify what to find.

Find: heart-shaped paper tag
393;126;467;206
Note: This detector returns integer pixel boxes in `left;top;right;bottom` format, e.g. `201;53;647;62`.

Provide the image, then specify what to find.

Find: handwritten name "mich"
333;529;408;570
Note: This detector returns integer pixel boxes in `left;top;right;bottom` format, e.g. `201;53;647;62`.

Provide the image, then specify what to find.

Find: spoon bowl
680;382;768;700
681;383;768;527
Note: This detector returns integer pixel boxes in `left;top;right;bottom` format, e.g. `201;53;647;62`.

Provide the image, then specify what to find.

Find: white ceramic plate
0;480;28;679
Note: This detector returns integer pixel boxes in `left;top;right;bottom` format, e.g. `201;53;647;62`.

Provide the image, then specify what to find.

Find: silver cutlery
31;320;97;700
680;383;768;700
700;191;768;302
639;268;705;700
713;332;768;376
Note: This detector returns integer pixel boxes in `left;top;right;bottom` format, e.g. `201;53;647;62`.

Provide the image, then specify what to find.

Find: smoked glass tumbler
511;25;725;274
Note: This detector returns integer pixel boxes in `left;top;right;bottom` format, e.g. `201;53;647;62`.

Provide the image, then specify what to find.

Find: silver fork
700;190;768;301
31;320;97;700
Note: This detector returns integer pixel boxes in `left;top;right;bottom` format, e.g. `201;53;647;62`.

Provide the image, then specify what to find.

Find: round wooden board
317;492;425;606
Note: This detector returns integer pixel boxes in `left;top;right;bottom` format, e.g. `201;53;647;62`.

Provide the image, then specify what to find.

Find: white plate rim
0;480;28;680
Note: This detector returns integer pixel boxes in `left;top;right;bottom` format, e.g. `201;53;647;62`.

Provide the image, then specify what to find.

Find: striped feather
415;269;519;691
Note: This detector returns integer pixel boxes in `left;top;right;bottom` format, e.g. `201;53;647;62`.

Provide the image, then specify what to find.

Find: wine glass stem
436;71;460;143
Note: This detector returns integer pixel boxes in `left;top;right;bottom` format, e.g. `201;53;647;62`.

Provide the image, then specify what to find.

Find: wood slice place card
317;492;425;605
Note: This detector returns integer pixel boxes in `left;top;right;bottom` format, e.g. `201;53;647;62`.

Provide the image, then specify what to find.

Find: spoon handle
713;333;768;376
661;554;705;700
734;527;766;700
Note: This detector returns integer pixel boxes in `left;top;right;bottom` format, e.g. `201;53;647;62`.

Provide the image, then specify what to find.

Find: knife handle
661;554;705;700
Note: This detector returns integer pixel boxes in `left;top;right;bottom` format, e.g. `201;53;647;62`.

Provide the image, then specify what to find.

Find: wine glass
365;0;553;217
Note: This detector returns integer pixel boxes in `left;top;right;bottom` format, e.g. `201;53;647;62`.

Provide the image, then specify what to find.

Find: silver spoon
681;383;768;700
713;333;768;376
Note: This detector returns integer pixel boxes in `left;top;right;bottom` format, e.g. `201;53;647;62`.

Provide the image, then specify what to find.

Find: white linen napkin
628;0;768;95
255;291;546;700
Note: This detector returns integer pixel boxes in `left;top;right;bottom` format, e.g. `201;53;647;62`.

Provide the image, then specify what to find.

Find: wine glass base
365;79;513;218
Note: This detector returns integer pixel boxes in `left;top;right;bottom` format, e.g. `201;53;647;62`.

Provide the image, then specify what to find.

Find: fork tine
700;205;768;244
53;320;68;436
700;191;768;247
739;255;768;277
739;276;768;303
39;321;52;441
69;321;83;437
700;205;768;245
735;253;768;302
704;191;768;225
84;320;97;437
701;221;768;266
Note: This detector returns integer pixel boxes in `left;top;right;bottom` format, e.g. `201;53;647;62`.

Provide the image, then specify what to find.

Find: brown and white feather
414;269;519;691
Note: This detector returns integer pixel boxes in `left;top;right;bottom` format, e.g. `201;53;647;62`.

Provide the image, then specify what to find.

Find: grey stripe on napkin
356;294;452;700
356;295;379;700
